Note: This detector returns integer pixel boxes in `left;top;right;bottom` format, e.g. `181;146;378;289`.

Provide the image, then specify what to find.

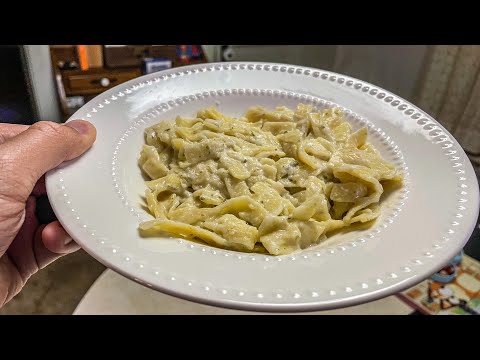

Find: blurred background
3;45;479;157
0;45;479;314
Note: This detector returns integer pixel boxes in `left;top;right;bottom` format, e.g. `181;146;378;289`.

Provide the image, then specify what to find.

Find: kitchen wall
204;45;429;103
333;45;428;102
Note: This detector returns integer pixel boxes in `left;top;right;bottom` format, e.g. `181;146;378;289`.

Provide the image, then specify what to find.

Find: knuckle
31;121;67;138
30;122;80;159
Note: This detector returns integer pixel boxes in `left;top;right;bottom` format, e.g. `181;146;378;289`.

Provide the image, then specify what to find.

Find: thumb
0;120;96;202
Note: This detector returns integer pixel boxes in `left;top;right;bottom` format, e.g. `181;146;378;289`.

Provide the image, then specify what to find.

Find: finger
0;123;29;144
41;221;80;255
32;175;46;197
0;120;96;202
33;222;80;270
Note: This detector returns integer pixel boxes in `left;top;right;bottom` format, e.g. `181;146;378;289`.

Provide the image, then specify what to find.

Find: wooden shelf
61;67;141;96
49;45;208;121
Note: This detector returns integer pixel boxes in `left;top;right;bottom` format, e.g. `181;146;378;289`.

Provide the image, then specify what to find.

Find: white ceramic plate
46;62;480;312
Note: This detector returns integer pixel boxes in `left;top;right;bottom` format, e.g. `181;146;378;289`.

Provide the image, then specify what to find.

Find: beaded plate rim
46;62;480;312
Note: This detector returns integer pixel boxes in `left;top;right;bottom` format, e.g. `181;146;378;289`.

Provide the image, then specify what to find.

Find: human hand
0;120;96;307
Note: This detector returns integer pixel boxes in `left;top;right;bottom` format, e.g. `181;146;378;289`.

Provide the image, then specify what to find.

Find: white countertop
73;269;414;315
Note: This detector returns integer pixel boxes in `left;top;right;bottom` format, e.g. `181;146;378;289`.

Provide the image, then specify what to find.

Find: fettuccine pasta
138;104;402;255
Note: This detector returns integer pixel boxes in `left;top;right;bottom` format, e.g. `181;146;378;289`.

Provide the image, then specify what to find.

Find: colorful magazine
397;254;480;315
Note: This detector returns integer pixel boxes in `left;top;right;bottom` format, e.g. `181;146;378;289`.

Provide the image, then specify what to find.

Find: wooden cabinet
49;45;208;121
62;68;141;96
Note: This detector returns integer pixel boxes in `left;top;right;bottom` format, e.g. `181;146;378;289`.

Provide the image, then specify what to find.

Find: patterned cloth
463;162;480;260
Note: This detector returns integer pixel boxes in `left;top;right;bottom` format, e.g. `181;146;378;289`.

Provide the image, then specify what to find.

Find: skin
0;120;96;307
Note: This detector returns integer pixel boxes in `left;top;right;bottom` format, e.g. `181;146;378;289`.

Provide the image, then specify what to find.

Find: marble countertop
73;269;414;315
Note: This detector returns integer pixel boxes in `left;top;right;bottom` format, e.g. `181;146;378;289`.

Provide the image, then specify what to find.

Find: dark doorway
0;45;36;125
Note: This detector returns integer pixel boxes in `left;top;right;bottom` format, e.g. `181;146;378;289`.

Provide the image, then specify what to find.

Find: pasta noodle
138;104;403;255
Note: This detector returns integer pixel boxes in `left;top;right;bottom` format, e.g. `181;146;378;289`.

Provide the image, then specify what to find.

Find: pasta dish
138;104;402;255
